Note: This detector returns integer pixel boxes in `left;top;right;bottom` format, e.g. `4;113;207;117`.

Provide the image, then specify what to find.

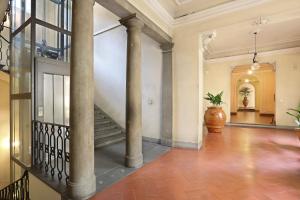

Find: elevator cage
10;0;72;179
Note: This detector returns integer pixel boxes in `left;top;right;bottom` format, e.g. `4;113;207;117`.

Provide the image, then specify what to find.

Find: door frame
34;57;70;122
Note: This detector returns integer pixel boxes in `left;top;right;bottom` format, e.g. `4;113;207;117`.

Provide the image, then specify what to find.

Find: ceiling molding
204;47;300;64
145;0;272;27
174;0;193;6
206;35;300;59
144;0;174;25
174;0;272;26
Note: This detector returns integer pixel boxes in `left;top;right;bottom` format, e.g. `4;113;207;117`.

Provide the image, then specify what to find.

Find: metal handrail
0;171;29;200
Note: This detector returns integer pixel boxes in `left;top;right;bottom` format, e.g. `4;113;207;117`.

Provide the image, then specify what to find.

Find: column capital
160;42;174;52
120;15;144;30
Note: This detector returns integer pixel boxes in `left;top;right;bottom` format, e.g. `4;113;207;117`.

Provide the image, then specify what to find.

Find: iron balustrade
32;120;70;183
0;171;29;200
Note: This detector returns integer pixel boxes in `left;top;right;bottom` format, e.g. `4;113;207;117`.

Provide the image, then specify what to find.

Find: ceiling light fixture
251;32;260;71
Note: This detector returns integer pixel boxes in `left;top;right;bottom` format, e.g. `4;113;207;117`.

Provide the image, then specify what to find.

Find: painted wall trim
205;47;300;64
142;136;161;144
174;141;200;149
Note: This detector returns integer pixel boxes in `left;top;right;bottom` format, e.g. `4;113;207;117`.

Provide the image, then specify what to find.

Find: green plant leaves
239;87;252;97
287;107;300;127
204;91;224;106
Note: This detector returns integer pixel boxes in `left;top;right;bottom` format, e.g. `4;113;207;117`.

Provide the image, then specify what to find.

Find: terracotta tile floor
91;127;300;200
231;111;274;125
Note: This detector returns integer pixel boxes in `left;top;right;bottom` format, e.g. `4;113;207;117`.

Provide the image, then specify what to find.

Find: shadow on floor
94;140;170;192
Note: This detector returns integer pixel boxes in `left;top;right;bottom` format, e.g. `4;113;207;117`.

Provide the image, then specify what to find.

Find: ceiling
157;0;234;18
206;16;300;59
145;0;300;59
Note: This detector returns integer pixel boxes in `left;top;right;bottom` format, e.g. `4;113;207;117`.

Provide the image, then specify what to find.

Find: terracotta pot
242;97;248;107
295;128;300;141
204;107;226;133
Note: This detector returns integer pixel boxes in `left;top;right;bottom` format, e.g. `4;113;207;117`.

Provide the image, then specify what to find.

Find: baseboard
142;137;174;147
259;113;274;116
160;138;173;147
226;123;295;130
173;141;199;149
142;136;161;144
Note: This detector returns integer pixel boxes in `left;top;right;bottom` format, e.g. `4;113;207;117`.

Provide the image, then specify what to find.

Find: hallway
91;127;300;200
231;111;274;125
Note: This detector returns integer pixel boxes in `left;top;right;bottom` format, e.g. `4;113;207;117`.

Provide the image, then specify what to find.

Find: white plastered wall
93;4;163;139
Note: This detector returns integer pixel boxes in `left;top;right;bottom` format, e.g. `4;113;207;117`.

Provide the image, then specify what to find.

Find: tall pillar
120;15;144;168
67;0;96;199
160;43;174;146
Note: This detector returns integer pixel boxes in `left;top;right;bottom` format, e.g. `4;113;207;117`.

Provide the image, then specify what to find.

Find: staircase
0;171;29;200
94;105;125;148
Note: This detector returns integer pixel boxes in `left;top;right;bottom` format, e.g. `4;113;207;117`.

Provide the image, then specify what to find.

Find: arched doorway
230;64;275;125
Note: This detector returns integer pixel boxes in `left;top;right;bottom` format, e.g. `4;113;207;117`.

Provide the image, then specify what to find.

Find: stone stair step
95;119;112;126
94;105;125;148
95;124;117;131
94;134;125;148
95;128;123;139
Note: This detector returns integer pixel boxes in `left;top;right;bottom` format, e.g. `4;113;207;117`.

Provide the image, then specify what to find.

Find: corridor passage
91;127;300;200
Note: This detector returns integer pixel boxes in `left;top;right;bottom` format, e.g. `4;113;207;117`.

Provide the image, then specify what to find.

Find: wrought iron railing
0;171;29;200
32;120;70;183
0;0;11;72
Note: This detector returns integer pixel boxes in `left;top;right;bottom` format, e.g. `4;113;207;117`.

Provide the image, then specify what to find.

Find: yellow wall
205;51;300;126
0;72;10;188
29;173;61;200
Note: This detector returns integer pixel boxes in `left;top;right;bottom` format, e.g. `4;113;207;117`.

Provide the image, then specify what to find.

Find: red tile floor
91;127;300;200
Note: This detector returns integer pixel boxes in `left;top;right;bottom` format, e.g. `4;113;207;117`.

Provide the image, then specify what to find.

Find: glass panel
53;75;64;124
64;76;70;126
12;99;31;167
43;74;54;123
36;24;71;62
11;24;31;94
36;0;72;31
12;0;31;31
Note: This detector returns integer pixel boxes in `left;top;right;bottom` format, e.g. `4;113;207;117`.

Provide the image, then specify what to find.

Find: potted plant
239;87;252;107
287;107;300;140
204;91;226;133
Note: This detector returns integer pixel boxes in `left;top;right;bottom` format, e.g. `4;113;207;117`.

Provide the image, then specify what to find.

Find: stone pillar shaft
160;43;174;146
120;16;144;168
67;0;96;199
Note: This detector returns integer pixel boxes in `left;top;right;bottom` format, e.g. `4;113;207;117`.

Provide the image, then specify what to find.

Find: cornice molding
144;0;174;25
174;0;192;6
145;0;272;27
174;0;272;26
206;36;300;59
204;47;300;64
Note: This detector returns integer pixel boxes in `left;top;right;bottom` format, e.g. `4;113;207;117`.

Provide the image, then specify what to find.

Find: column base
160;138;173;147
125;154;143;168
67;174;96;200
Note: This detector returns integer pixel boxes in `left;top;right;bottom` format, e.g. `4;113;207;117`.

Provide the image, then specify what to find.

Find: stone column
160;43;174;146
120;15;144;168
67;0;96;199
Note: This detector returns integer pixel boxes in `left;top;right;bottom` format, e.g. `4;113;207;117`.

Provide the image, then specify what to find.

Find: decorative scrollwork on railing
0;171;29;200
32;120;70;184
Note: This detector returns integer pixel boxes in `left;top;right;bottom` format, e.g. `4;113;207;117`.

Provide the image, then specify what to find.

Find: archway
238;82;256;109
230;64;275;125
